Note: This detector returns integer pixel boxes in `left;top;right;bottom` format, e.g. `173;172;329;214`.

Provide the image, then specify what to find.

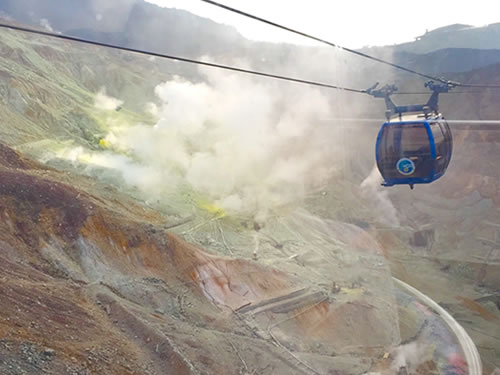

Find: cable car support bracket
366;81;456;121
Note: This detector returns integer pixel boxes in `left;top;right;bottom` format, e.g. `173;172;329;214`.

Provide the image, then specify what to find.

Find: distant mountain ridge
2;1;500;55
0;0;246;58
396;23;500;53
1;0;500;87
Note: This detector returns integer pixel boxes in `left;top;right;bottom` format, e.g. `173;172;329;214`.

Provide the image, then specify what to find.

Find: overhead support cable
0;23;366;93
0;23;496;96
200;0;500;89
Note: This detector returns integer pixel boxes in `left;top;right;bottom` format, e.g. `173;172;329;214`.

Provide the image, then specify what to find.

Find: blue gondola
368;81;453;189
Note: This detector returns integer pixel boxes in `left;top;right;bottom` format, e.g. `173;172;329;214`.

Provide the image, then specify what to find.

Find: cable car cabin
376;114;452;189
368;80;455;188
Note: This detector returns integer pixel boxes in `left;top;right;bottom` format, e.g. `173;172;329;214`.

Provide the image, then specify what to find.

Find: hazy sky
145;0;500;48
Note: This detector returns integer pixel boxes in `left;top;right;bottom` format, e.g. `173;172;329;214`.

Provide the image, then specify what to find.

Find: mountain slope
0;26;171;148
396;23;500;53
0;0;246;58
0;142;313;374
394;48;500;75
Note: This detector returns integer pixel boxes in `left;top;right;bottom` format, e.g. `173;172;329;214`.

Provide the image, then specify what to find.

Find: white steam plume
96;66;345;221
390;342;431;374
361;164;399;227
94;87;123;111
40;18;54;32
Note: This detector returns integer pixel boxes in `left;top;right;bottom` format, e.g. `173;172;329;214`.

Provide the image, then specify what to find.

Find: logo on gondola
396;158;415;176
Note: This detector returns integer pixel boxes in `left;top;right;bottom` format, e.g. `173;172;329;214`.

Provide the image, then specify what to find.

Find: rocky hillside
0;142;416;374
0;25;173;149
0;142;320;374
